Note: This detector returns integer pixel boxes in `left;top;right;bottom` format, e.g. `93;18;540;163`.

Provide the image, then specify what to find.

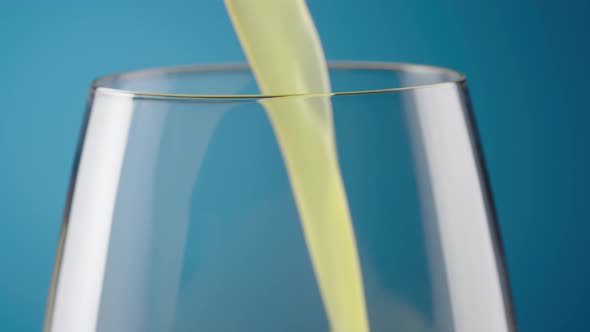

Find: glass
44;62;517;332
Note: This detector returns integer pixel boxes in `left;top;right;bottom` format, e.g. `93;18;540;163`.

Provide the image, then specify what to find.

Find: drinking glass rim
91;61;466;100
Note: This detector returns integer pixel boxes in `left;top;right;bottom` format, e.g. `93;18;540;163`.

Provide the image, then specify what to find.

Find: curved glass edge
91;61;467;101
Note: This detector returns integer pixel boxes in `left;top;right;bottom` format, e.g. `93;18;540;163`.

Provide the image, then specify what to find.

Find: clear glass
44;62;517;332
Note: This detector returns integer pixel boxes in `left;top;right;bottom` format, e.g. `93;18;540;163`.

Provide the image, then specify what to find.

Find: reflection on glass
44;62;516;332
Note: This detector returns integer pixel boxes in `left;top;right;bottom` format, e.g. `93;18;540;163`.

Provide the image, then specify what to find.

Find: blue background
1;0;588;331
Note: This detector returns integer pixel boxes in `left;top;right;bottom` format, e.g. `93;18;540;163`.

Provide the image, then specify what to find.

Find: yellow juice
225;1;370;331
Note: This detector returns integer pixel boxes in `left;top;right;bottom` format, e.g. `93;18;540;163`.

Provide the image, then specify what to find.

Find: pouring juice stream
225;1;370;331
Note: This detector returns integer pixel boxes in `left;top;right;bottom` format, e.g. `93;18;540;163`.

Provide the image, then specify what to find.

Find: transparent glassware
44;62;517;332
